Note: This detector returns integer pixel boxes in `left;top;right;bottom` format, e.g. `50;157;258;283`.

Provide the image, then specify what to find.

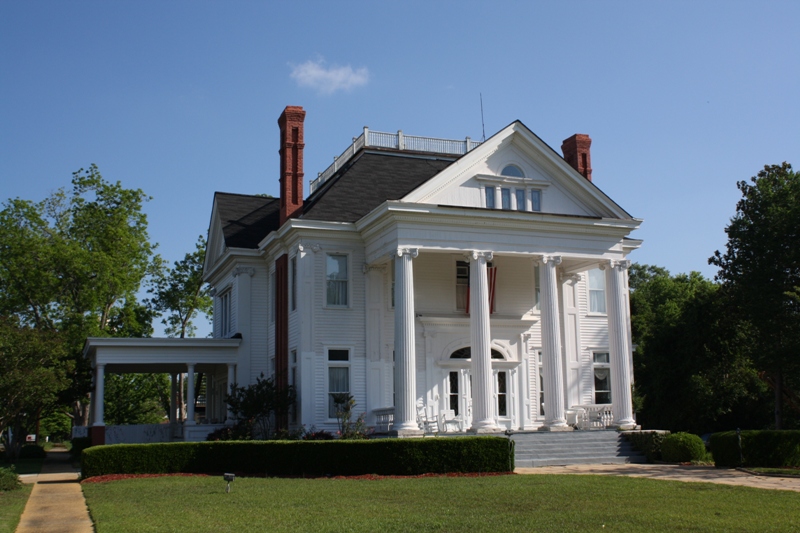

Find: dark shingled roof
301;151;455;223
215;192;280;249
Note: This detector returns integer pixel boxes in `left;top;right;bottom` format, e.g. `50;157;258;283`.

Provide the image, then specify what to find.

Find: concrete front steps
510;429;647;467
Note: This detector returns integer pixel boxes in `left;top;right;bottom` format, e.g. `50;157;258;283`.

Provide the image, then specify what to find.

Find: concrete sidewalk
17;448;93;533
516;463;800;492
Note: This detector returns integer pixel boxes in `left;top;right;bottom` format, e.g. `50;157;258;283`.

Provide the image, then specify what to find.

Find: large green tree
0;318;71;459
630;264;770;433
709;162;800;429
0;165;157;431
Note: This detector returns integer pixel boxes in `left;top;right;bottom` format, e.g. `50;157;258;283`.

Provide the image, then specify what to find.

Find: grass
82;474;800;532
0;484;32;533
0;459;43;475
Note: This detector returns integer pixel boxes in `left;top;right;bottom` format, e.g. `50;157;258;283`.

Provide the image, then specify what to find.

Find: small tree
225;374;296;439
331;393;370;439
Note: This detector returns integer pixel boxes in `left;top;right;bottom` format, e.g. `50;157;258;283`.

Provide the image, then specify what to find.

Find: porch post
391;247;422;436
186;363;196;425
169;373;178;423
603;260;636;429
469;250;500;433
539;255;570;430
92;364;105;426
226;363;236;424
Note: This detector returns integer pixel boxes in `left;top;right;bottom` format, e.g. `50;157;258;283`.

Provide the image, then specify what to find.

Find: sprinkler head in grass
224;473;235;493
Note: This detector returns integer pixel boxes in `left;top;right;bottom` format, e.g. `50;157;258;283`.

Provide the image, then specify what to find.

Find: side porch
81;337;241;445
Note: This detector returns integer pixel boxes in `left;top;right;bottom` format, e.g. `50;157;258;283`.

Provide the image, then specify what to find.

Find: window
485;186;495;209
289;257;297;311
531;190;541;212
537;350;544;416
269;356;275;378
515;189;526;211
501;164;524;178
449;371;459;415
328;349;350;418
449;347;504;359
501;188;511;210
588;269;606;313
269;271;276;324
533;265;540;311
497;371;508;417
219;290;231;337
455;260;495;312
326;254;348;306
290;350;298;423
593;352;611;404
390;260;395;308
456;261;469;310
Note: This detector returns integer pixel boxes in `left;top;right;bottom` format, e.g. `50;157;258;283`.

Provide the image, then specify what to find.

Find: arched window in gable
501;164;524;178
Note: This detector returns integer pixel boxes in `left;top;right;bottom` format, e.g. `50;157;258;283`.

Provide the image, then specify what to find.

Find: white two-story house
84;105;641;443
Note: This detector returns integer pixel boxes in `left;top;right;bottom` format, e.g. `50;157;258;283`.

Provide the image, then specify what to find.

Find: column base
614;423;639;431
389;428;424;438
538;425;574;432
468;427;504;435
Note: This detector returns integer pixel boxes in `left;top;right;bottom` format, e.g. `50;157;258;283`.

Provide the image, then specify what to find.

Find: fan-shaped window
450;347;504;359
501;165;524;178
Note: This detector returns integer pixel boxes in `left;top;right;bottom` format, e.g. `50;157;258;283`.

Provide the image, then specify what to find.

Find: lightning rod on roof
480;93;486;142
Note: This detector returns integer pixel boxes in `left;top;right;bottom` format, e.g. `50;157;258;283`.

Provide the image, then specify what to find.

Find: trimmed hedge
623;430;669;462
661;432;706;463
711;430;800;468
82;437;514;479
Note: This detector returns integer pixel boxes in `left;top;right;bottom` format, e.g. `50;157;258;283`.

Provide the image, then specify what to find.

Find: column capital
469;250;493;262
396;247;419;258
541;254;562;266
233;266;255;278
601;259;631;271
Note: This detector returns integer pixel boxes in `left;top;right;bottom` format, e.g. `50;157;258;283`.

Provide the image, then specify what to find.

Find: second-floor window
219;290;231;337
326;254;348;306
589;269;606;313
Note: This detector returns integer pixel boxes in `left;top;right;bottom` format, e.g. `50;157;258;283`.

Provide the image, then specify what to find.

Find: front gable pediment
402;122;632;220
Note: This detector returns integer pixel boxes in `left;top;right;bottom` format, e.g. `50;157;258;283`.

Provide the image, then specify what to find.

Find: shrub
623;430;669;462
661;432;706;463
70;437;92;458
82;437;514;479
205;423;253;442
711;430;800;468
303;428;334;441
0;466;21;492
18;445;47;459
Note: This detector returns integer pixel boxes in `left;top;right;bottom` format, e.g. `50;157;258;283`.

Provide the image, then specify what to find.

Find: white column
469;250;500;433
604;260;636;429
391;247;422;435
539;255;570;430
92;364;105;426
226;363;236;424
170;373;178;423
186;363;196;425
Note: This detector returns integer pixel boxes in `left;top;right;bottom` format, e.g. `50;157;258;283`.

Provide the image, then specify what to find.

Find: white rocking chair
416;402;439;434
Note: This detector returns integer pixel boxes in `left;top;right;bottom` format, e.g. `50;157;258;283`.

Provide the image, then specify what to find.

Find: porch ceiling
83;337;241;373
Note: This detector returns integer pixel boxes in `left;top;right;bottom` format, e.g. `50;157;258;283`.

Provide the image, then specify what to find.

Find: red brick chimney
561;134;592;182
278;106;306;226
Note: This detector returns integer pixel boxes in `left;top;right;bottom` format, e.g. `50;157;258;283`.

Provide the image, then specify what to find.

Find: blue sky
2;1;798;331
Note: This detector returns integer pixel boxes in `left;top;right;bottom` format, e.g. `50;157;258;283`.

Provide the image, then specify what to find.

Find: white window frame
530;189;542;212
588;269;607;314
484;185;496;209
325;253;350;308
326;347;351;419
501;188;511;210
496;370;509;418
533;264;541;313
475;175;549;212
592;351;612;404
455;259;470;311
289;256;297;312
218;289;232;338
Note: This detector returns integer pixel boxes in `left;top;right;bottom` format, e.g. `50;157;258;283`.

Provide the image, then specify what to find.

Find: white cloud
289;58;369;94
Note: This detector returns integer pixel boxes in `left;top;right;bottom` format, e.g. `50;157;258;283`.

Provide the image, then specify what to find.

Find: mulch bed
82;471;513;484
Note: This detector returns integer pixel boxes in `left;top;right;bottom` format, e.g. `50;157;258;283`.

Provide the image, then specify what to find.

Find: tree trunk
774;368;783;430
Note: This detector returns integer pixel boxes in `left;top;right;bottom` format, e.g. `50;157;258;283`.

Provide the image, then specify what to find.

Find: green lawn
82;474;800;532
0;484;32;533
748;467;800;477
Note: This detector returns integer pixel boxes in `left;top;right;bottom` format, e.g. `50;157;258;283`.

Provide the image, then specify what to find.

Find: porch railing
309;128;482;194
571;404;614;430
